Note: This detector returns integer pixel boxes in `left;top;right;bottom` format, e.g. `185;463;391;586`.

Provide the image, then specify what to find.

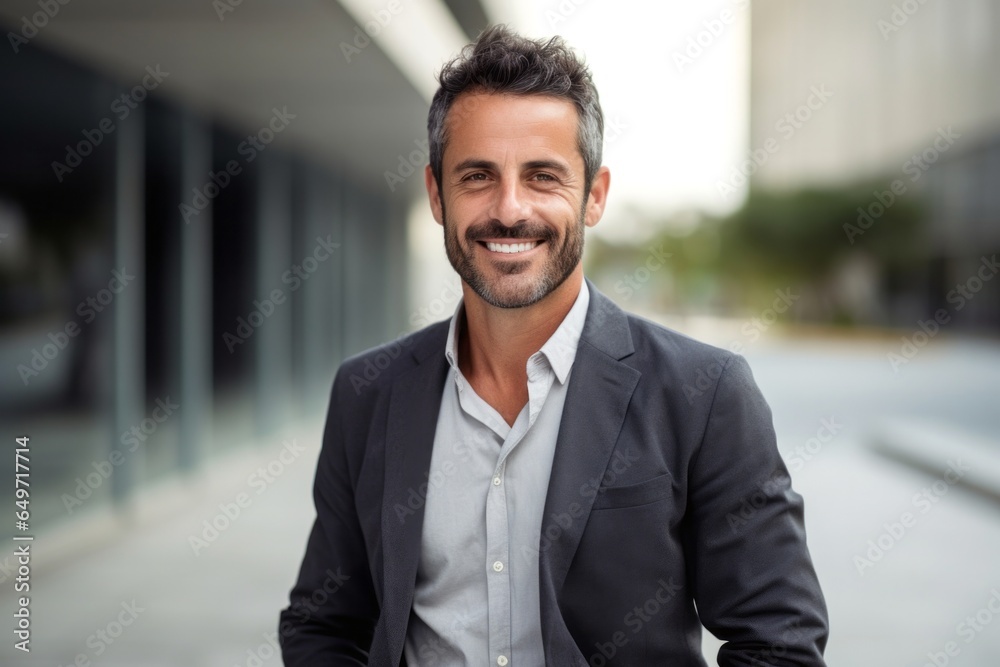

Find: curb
869;418;1000;504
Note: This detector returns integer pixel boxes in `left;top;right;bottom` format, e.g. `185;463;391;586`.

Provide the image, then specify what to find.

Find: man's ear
425;164;444;226
584;165;611;228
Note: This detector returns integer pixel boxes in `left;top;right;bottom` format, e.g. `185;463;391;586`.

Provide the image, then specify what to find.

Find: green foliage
719;184;924;283
587;181;927;320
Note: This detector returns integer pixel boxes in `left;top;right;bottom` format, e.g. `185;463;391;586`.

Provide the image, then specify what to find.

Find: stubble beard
442;199;587;309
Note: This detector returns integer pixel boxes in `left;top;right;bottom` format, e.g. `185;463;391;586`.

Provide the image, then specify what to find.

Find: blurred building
0;1;492;532
749;0;1000;330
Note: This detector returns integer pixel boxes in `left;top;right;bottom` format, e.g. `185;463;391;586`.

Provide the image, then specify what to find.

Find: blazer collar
577;276;635;360
402;277;634;365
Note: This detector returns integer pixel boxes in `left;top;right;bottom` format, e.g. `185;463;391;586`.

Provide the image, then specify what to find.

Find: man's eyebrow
523;159;571;175
451;158;571;174
452;158;497;173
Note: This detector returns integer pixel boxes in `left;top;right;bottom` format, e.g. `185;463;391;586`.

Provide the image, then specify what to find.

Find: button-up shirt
403;280;590;667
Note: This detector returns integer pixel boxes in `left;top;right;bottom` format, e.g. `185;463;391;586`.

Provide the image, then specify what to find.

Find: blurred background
1;0;998;665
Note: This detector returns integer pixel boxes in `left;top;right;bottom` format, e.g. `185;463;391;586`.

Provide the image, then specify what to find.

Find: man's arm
683;354;829;666
279;368;380;665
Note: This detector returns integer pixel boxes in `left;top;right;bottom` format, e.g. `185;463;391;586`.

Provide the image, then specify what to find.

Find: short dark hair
427;24;604;193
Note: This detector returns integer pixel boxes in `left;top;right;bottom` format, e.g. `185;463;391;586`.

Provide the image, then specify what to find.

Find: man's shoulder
613;307;763;408
622;310;734;368
333;319;449;399
585;283;736;374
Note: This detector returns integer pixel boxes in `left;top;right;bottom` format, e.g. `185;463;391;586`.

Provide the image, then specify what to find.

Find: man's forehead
444;91;579;132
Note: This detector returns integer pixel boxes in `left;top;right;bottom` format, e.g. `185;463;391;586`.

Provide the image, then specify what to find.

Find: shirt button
497;656;508;666
492;561;504;572
493;476;502;486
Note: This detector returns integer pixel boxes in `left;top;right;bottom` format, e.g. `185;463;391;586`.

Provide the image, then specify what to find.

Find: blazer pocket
590;472;674;510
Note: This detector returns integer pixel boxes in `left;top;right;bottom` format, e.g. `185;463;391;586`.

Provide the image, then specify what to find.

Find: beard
442;200;587;309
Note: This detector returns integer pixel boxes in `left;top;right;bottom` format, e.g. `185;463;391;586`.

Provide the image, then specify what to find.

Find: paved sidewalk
1;416;326;667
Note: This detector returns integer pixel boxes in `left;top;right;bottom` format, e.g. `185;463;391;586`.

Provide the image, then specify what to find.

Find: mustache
465;220;556;243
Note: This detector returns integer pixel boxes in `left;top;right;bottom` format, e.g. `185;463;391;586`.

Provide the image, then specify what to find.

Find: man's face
426;92;608;309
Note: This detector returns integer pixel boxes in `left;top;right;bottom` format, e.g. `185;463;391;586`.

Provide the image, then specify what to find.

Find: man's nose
488;178;531;226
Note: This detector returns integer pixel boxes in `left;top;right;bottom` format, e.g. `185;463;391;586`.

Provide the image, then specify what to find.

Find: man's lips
476;239;545;255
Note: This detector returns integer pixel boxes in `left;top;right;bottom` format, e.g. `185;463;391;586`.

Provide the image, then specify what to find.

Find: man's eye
464;173;487;181
533;173;556;182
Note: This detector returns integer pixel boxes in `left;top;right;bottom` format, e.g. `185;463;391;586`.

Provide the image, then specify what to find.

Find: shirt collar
444;279;590;386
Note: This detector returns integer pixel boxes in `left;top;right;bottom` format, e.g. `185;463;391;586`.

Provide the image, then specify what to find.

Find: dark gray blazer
279;277;829;666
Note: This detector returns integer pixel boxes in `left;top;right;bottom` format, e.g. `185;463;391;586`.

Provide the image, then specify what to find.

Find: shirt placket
485;451;511;666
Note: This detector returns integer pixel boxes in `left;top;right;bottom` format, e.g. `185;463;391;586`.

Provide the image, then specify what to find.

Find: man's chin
484;259;534;277
477;273;562;309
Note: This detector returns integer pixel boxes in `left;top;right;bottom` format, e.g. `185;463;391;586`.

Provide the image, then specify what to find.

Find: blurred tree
586;182;926;327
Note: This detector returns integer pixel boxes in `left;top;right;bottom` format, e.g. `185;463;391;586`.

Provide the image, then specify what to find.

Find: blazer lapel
379;332;450;664
539;280;641;647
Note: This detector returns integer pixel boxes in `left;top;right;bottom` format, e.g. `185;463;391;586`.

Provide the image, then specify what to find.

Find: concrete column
298;165;343;410
254;153;292;436
382;195;409;339
112;105;145;503
178;112;212;471
328;172;345;368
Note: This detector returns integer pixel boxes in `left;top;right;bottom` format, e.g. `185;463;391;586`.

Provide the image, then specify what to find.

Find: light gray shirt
403;280;590;667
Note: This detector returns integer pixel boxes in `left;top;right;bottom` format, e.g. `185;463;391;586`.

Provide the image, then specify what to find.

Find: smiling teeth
486;241;540;254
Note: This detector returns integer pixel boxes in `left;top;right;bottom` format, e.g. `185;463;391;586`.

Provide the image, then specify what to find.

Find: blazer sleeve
278;367;380;665
682;354;829;666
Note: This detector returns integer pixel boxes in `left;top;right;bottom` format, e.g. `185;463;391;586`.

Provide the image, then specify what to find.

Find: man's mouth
480;240;544;255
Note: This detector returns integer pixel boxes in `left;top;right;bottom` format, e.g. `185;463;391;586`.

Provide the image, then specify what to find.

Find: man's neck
458;268;583;389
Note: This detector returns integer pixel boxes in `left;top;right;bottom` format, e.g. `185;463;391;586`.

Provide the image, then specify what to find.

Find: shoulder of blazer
622;311;735;373
583;277;735;377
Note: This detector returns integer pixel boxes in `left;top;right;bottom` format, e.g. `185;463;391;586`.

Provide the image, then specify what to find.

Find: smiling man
280;25;829;666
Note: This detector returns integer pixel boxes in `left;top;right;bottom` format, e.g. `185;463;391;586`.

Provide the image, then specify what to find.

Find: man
279;25;828;666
